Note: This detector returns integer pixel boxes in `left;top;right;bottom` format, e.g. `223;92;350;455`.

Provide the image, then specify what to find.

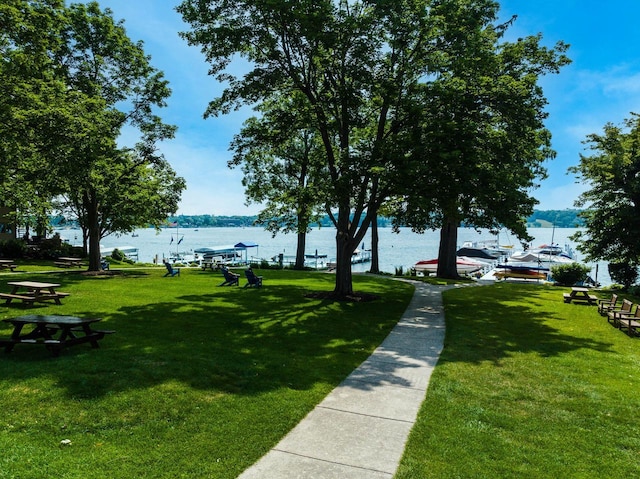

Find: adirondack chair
613;306;640;336
597;293;618;315
163;260;180;277
219;266;239;286
244;268;263;288
607;299;633;326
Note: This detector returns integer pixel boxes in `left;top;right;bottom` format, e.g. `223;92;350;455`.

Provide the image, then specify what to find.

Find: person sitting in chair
244;267;263;288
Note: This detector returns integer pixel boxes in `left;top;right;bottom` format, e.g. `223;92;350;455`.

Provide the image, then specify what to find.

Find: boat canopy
194;242;259;265
234;241;258;249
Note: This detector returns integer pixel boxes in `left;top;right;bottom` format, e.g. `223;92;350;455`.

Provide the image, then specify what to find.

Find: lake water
56;226;612;286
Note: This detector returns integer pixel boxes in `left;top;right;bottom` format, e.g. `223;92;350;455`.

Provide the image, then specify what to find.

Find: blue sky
82;1;640;215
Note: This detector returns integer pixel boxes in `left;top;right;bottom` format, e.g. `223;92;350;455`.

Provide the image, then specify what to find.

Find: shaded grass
0;268;414;479
396;282;640;479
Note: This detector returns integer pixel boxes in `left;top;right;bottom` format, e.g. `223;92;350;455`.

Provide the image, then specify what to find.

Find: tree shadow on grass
0;277;409;400
438;283;615;367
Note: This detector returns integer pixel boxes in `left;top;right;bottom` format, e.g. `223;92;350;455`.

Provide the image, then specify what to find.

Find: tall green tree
54;2;183;270
390;3;569;278
229;94;327;269
178;0;454;296
61;147;185;256
1;1;184;270
0;0;70;230
569;114;640;280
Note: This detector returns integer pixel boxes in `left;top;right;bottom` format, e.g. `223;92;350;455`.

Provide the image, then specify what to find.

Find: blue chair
101;259;110;271
244;268;263;288
163;261;180;277
219;266;239;286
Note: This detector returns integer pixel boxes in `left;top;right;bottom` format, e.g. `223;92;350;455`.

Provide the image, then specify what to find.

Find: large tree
0;0;71;230
229;94;327;269
569;114;640;274
389;4;569;278
55;2;183;270
178;0;459;296
2;1;184;270
60;146;185;258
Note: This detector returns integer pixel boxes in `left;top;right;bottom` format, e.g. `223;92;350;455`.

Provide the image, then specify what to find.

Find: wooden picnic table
0;281;70;306
0;259;17;272
55;257;84;268
0;314;114;356
563;287;598;305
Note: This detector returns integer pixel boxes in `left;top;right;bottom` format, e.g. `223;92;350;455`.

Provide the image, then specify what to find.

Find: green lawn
396;282;640;478
0;267;414;479
3;268;638;478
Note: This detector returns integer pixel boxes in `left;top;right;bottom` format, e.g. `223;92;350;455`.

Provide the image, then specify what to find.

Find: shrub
608;262;638;290
551;262;592;286
0;239;28;259
31;233;77;259
110;248;125;261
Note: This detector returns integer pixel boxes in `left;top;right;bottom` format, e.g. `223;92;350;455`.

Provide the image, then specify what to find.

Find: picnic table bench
563;287;598;305
1;281;70;306
54;257;84;268
0;259;17;272
0;315;114;356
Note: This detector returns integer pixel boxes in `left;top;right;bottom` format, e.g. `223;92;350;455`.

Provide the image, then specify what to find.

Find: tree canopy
1;1;185;270
570;114;640;270
179;0;570;287
387;5;569;278
229;93;328;268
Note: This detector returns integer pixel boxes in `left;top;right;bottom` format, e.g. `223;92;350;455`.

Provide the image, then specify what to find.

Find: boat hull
414;258;484;275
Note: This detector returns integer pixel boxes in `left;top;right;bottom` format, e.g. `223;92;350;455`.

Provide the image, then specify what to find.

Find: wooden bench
0;293;36;304
608;299;634;326
201;259;217;270
617;317;640;337
54;261;83;268
0;263;17;272
0;291;69;305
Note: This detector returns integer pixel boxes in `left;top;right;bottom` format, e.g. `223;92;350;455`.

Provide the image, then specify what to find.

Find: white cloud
534;180;589;210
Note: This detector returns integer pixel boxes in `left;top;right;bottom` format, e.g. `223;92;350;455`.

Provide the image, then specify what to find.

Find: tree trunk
437;216;460;279
85;192;101;271
82;226;89;256
369;215;380;274
294;231;306;269
333;210;355;296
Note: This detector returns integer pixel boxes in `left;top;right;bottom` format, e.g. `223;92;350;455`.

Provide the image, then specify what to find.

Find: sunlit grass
396;282;640;478
0;268;414;479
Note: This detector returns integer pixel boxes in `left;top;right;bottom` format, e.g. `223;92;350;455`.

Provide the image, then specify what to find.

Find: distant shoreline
51;209;585;230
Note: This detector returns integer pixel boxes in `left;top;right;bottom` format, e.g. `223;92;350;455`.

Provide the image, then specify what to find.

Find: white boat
459;239;514;259
479;242;575;282
507;243;575;266
414;257;485;275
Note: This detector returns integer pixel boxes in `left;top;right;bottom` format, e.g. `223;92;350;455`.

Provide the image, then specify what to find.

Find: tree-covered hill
526;209;585;228
52;210;584;229
166;210;584;229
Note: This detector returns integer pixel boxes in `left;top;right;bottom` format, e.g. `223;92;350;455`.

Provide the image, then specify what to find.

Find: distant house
0;207;16;241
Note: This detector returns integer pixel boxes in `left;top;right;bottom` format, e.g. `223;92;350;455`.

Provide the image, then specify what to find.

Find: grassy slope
396;282;640;478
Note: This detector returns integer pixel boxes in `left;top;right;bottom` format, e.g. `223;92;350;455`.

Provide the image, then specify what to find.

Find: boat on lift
414;257;485;275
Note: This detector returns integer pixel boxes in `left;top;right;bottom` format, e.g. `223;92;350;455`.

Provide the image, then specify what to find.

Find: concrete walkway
238;281;449;479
